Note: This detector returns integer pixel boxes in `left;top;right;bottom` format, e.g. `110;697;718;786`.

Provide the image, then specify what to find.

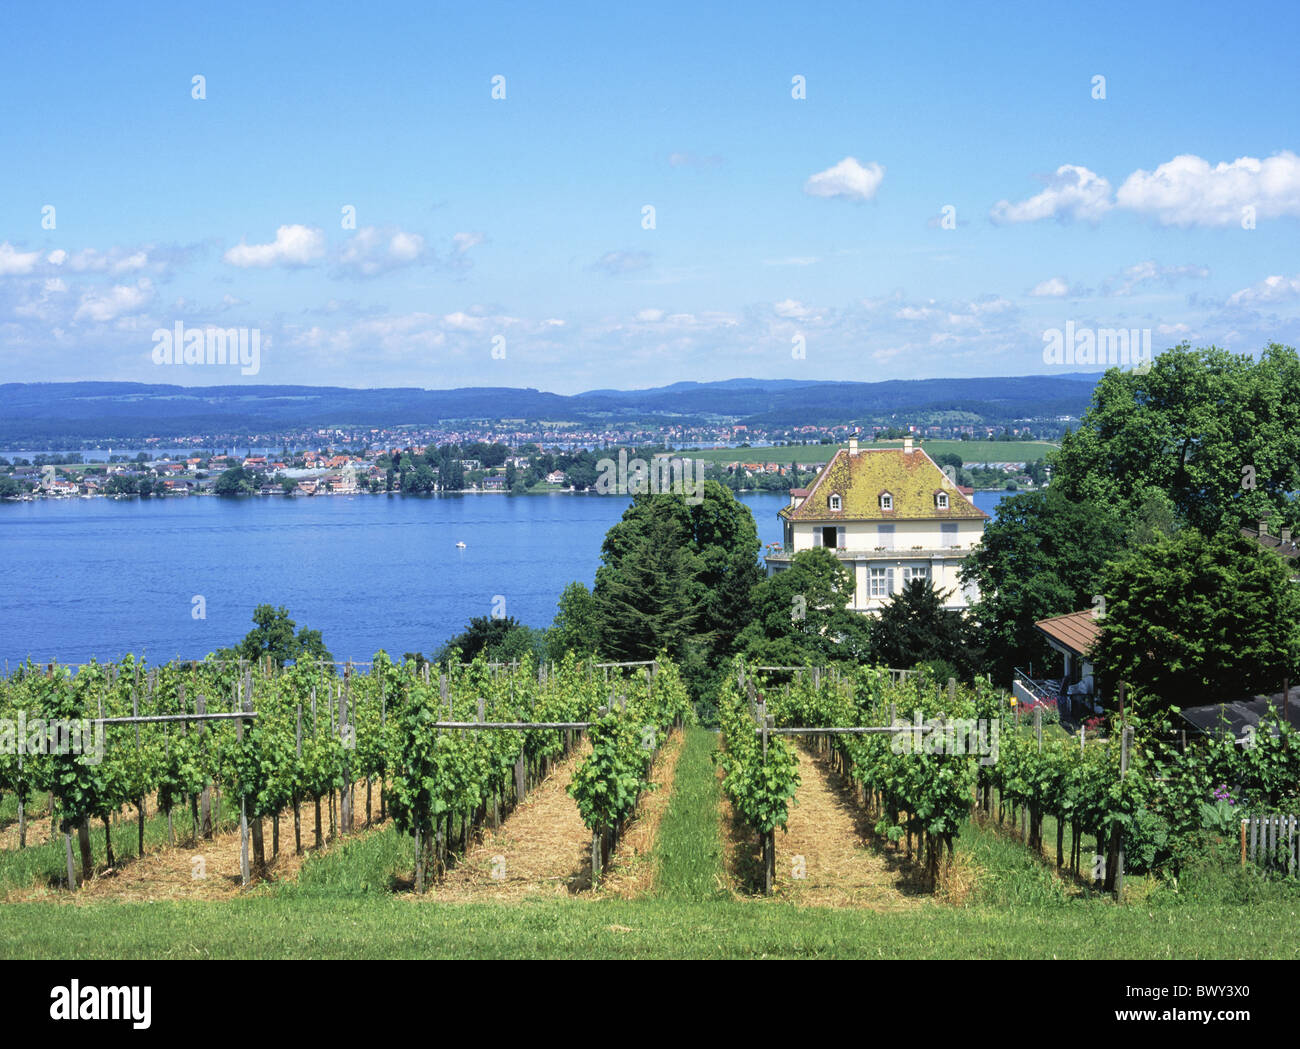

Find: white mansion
764;436;988;613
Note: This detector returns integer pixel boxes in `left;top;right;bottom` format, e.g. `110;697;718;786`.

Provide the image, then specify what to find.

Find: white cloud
773;298;814;319
0;242;41;276
1227;273;1300;307
1107;260;1209;296
990;164;1113;224
43;244;189;280
73;278;154;323
1116;151;1300;227
334;226;428;278
592;250;651;275
224;224;326;268
452;232;485;254
635;308;665;322
62;248;149;274
993;152;1300;228
803;157;885;202
1030;277;1070;298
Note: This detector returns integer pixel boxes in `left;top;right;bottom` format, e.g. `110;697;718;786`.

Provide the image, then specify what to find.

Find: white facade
765;438;987;613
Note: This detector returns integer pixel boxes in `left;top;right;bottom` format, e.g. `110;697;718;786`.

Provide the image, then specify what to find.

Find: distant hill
0;374;1101;443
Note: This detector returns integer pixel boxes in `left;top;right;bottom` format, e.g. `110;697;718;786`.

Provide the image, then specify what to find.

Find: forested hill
0;374;1101;442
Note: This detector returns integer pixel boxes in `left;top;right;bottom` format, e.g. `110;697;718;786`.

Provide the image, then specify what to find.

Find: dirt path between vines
0;797;56;851
4;780;388;903
425;730;685;902
721;741;924;909
427;742;594;900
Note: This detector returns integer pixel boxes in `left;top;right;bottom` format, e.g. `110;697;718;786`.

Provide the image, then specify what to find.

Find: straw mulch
722;740;925;909
4;780;388;903
0;797;56;851
597;728;687;899
425;741;596;901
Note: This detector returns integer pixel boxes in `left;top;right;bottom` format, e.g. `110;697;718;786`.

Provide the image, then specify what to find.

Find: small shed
1024;609;1102;717
1179;690;1297;740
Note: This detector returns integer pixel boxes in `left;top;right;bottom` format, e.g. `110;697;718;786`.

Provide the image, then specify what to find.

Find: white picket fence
1241;815;1300;875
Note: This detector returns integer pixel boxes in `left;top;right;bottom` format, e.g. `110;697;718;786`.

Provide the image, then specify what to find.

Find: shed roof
1034;609;1101;657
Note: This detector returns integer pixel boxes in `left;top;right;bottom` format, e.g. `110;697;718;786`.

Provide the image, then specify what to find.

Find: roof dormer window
879;491;893;512
828;493;842;511
936;492;949;510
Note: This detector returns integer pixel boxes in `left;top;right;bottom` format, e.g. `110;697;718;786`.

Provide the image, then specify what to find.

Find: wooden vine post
1103;684;1129;896
1115;724;1130;901
236;694;250;887
758;699;775;895
294;703;303;855
339;666;352;836
197;691;212;839
311;685;322;848
134;686;146;858
245;671;265;871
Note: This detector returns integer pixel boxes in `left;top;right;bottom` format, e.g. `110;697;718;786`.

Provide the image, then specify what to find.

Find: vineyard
2;650;1299;960
0;653;692;895
719;661;1300;896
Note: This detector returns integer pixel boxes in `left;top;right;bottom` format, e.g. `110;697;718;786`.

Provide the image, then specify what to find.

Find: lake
0;489;1012;665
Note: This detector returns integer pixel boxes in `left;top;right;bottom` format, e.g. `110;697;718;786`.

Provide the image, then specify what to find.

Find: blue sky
1;0;1298;392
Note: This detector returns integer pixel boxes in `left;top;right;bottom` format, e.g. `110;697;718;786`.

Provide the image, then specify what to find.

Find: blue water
0;488;1012;665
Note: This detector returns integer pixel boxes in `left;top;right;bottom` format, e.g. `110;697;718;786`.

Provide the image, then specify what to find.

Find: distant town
0;419;1052;501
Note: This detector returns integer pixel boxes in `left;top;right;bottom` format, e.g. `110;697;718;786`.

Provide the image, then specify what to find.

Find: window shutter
886;567;894;594
812;529;821;547
836;526;846;550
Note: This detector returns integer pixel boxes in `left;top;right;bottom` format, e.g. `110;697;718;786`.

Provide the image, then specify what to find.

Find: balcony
764;543;977;563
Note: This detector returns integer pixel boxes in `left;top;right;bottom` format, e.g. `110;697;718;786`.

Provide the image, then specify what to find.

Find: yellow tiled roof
780;448;989;522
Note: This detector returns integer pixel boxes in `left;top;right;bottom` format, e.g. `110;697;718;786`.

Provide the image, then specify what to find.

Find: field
684;440;1058;465
2;726;1296;960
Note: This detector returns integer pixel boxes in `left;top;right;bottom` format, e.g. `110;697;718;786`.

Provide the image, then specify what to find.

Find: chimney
903;437;914;454
1259;518;1270;537
1283;528;1293;545
848;435;859;455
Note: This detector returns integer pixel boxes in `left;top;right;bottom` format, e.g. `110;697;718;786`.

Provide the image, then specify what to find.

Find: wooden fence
1241;815;1300;876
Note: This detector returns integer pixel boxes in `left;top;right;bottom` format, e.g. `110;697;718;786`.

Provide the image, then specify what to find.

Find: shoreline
2;483;1032;505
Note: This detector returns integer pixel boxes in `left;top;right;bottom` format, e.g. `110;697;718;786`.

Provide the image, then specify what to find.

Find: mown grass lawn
1;895;1295;959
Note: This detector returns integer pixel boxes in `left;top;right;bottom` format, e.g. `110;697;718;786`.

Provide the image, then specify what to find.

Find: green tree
869;578;971;675
435;615;544;664
235;605;334;668
103;475;138;496
592;499;702;661
1093;530;1300;709
546;581;599;660
214;466;257;495
1051;344;1300;536
960;488;1128;683
737;547;871;665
